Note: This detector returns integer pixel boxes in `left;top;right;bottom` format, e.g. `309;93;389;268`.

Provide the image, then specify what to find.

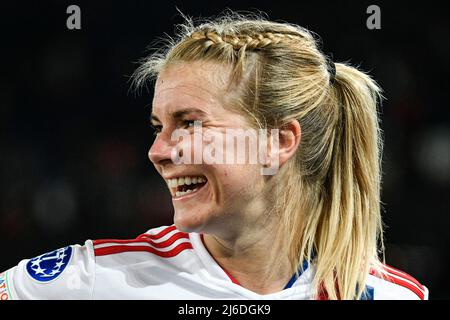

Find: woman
0;12;428;300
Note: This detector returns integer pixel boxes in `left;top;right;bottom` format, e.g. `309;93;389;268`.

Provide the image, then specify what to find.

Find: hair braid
190;31;301;50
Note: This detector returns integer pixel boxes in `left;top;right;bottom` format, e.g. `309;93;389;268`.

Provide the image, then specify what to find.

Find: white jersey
0;225;429;300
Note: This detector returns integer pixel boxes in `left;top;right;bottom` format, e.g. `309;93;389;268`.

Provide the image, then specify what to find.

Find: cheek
217;166;263;196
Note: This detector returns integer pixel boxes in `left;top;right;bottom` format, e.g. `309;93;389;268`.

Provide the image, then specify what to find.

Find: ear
276;119;302;167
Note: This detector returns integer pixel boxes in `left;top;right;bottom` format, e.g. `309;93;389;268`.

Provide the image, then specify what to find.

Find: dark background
0;1;448;299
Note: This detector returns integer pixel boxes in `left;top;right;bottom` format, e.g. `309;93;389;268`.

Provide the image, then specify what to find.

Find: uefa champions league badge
26;246;73;282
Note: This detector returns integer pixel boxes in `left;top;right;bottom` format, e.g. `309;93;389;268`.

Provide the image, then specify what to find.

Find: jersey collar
189;232;312;292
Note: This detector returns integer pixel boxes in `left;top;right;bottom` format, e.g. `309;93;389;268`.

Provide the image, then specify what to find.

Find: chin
173;211;207;234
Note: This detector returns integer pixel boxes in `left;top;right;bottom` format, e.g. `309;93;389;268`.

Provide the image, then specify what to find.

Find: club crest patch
26;246;73;282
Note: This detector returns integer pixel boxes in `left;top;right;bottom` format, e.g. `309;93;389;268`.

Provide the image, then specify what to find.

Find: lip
172;181;208;201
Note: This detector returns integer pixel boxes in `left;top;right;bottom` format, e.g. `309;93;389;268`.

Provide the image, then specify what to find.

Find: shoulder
92;225;193;260
366;264;429;300
1;226;196;300
89;225;198;299
1;240;96;300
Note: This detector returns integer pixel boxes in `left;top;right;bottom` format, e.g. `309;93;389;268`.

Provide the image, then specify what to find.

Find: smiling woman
0;11;428;300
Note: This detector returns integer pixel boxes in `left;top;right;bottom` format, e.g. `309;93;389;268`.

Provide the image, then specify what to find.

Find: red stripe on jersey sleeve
93;231;189;248
94;242;193;258
382;264;425;291
369;269;425;300
138;225;177;240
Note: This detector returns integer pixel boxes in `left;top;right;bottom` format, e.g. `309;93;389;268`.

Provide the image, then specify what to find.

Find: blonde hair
133;11;385;300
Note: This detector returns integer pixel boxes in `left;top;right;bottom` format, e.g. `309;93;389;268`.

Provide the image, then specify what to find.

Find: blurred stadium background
0;1;448;299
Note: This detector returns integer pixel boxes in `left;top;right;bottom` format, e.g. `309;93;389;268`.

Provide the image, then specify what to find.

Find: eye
183;119;202;129
150;124;162;136
183;120;196;128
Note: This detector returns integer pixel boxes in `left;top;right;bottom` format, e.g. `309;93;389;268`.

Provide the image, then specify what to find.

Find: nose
148;133;175;165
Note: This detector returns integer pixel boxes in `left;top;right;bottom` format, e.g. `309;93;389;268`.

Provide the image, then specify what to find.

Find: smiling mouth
165;176;208;198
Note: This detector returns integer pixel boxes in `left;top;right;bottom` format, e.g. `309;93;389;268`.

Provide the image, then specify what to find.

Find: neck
202;220;293;295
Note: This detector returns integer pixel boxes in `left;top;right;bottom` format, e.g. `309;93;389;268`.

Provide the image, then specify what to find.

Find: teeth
167;176;207;188
167;176;207;197
175;188;198;197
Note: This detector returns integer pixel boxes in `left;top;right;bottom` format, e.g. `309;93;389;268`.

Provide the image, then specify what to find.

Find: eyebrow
150;108;208;123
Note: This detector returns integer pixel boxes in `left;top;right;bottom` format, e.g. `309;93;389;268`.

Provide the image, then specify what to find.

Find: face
149;61;268;238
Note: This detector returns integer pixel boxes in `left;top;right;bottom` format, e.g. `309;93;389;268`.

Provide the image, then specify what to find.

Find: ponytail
312;63;384;299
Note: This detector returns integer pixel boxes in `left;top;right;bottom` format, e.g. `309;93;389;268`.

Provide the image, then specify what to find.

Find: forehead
152;62;231;118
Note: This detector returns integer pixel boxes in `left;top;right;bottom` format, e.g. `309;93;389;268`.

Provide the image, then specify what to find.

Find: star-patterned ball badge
26;246;73;282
